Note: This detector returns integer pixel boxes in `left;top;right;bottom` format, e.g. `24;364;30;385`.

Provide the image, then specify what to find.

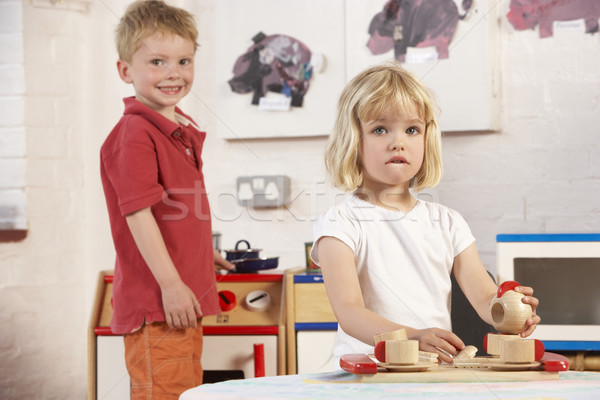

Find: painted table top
180;370;600;400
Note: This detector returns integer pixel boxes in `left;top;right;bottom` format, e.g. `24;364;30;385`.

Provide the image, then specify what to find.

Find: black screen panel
514;258;600;325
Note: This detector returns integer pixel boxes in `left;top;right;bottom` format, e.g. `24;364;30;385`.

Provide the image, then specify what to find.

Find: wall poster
215;0;346;139
346;0;500;132
507;0;600;38
216;0;499;138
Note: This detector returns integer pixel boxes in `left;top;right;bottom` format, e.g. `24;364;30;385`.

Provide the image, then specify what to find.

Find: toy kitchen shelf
284;267;338;374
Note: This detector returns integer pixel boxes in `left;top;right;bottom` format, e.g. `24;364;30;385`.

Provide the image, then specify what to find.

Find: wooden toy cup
490;281;532;334
374;328;408;345
385;340;419;365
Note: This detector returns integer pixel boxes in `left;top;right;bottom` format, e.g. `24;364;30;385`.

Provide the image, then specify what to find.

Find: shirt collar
122;97;196;137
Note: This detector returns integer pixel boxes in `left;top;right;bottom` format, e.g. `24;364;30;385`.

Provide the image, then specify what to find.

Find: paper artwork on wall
366;0;474;63
507;0;600;38
346;0;500;132
216;0;499;137
215;0;345;139
228;32;319;111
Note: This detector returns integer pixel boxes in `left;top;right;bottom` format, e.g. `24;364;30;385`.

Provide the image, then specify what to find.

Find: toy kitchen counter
180;369;600;400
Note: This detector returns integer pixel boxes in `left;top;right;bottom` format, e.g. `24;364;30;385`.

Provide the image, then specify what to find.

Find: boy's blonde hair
115;0;198;62
325;62;443;192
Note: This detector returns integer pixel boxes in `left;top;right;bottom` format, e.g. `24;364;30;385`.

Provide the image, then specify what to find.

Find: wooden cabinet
292;277;336;323
88;271;130;400
285;268;338;374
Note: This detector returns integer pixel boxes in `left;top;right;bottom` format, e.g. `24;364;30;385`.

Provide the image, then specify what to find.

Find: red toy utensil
340;353;378;374
538;352;570;372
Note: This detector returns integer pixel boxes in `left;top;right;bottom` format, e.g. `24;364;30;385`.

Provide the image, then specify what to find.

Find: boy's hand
161;280;202;329
410;327;465;364
214;249;235;272
515;285;541;338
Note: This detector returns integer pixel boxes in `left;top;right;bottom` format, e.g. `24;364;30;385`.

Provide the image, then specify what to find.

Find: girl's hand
410;327;465;364
515;285;541;337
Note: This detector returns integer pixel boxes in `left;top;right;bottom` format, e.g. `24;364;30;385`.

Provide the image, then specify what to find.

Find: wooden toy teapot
490;280;532;334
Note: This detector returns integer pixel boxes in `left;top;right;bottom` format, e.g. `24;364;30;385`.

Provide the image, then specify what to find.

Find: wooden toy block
453;356;493;368
454;345;478;360
484;333;545;360
501;339;535;363
484;333;520;356
499;338;545;363
419;351;439;363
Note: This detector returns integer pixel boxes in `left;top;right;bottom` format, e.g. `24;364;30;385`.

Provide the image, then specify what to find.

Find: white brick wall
0;0;87;398
194;4;600;275
0;0;26;231
0;1;598;398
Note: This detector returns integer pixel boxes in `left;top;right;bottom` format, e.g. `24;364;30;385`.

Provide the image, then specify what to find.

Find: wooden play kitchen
89;270;287;400
340;281;571;382
91;266;597;398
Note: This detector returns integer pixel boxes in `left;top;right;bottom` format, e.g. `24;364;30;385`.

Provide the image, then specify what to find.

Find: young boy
100;1;233;398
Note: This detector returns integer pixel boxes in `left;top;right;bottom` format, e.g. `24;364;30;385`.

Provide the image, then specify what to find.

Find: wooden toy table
180;369;600;400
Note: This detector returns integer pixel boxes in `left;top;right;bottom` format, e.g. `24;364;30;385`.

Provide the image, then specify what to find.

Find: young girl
311;63;540;366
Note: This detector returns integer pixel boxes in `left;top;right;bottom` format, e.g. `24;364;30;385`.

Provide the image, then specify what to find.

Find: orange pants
123;320;204;400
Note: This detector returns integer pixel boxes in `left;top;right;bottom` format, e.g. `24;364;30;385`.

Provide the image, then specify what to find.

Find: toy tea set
340;281;570;381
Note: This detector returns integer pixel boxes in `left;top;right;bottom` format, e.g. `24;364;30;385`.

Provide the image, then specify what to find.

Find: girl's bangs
357;84;428;124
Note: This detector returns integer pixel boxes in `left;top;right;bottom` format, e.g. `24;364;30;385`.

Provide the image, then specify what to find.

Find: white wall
0;0;27;233
0;0;88;398
0;0;598;398
440;26;600;266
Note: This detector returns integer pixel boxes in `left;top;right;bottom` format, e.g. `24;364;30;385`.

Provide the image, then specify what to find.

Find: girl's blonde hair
325;62;443;192
115;0;198;62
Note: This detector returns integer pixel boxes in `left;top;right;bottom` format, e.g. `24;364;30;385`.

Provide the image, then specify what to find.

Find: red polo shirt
100;97;220;334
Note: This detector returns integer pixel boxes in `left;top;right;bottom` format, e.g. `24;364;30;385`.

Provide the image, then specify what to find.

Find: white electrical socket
236;175;290;208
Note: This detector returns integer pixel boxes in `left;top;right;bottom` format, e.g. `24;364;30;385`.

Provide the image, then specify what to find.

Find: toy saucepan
224;240;262;261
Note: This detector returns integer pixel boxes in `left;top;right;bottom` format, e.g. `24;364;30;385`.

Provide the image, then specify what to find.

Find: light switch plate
236;175;291;208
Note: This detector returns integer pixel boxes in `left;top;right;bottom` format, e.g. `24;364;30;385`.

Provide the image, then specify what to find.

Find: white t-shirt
311;194;475;364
